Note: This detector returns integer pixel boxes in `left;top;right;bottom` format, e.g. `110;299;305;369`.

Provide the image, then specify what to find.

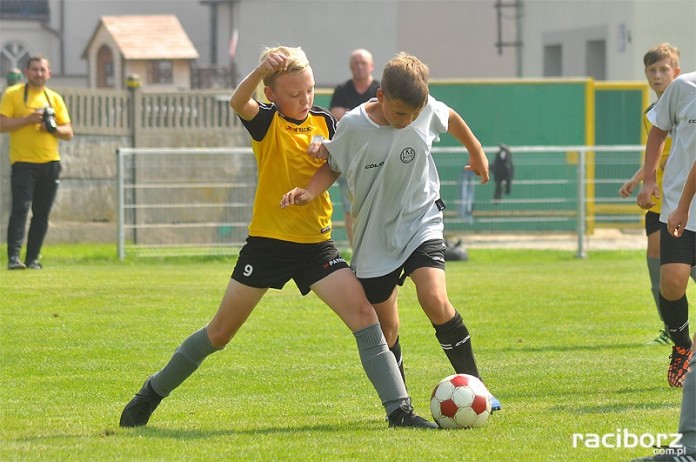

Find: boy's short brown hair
380;52;429;109
643;43;680;68
259;46;309;87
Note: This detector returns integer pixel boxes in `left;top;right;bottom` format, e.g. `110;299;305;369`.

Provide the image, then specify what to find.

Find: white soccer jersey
648;71;696;231
325;95;450;278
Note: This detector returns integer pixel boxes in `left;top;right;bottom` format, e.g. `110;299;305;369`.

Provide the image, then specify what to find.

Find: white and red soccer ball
430;373;492;429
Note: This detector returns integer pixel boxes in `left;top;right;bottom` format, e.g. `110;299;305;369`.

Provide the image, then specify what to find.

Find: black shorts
359;239;446;304
231;236;349;295
645;210;661;236
659;222;696;266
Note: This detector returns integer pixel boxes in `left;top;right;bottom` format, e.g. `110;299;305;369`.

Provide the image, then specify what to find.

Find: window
148;60;173;84
543;45;562;77
0;1;49;20
1;41;31;77
586;40;606;80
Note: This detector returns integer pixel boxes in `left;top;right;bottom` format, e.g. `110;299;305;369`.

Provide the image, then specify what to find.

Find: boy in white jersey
618;44;696;346
119;46;435;429
637;70;696;388
282;52;500;410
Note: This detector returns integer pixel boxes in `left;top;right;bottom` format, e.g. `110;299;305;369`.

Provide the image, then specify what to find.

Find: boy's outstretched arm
447;108;490;184
618;165;644;198
667;160;696;238
281;163;340;207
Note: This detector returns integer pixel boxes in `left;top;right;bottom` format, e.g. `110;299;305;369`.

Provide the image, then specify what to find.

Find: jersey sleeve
430;97;450;140
323;109;358;174
238;101;275;141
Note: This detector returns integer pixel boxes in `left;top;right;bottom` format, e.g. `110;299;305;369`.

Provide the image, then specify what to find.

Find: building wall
2;0;695;89
521;0;696;96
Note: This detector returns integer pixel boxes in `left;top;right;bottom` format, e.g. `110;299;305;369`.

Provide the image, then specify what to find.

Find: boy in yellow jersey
619;43;695;345
119;46;435;429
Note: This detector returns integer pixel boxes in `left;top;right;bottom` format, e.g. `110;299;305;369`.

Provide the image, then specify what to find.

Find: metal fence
116;145;647;260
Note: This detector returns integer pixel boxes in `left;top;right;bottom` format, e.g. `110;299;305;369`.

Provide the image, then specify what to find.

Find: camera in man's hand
42;107;57;133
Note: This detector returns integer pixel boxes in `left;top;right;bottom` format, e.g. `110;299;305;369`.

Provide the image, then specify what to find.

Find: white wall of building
521;0;696;96
3;0;694;90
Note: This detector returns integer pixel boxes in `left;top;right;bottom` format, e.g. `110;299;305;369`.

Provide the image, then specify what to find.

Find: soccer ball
430;373;492;429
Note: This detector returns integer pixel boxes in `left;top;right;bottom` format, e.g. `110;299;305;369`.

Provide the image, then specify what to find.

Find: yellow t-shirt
643;104;671;214
0;84;71;165
240;102;334;243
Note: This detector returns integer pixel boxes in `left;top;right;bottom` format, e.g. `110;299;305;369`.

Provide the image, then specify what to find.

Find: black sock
659;294;692;349
433;311;480;378
389;336;406;384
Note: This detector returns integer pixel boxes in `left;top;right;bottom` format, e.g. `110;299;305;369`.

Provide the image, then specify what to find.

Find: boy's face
377;89;423;130
264;67;315;120
644;58;680;97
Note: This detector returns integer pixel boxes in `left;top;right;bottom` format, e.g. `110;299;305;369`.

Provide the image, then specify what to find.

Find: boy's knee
205;325;233;349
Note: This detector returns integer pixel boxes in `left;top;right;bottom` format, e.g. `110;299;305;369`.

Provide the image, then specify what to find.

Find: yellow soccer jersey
240;102;335;243
643;104;671;214
0;84;70;165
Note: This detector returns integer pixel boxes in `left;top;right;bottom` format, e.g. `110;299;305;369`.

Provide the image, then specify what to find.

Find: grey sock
150;327;222;397
678;353;696;453
354;323;410;416
647;256;663;322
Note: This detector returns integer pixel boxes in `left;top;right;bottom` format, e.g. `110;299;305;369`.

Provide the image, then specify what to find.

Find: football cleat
119;377;164;427
388;404;439;429
490;395;502;412
667;346;692;388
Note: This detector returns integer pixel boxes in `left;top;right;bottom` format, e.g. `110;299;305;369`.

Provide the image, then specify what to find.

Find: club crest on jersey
400;147;416;163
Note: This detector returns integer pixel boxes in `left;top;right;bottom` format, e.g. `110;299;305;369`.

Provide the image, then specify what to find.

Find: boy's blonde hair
380;52;429;109
259;46;309;87
643;43;680;68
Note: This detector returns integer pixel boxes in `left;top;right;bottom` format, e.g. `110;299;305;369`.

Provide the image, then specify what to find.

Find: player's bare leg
120;281;265;427
311;269;436;428
410;266;501;411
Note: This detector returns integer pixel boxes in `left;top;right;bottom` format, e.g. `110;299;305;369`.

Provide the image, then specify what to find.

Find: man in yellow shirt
0;56;73;269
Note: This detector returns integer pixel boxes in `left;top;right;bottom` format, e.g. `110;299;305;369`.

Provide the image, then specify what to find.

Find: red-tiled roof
100;15;199;60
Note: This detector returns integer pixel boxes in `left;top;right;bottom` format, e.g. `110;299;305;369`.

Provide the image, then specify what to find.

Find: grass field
1;244;693;461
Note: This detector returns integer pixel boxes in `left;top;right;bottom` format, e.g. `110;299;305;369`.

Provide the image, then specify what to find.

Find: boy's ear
263;85;274;103
675;66;682;78
376;87;384;102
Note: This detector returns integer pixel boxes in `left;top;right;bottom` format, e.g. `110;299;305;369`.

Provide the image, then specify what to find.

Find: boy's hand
281;187;315;208
618;179;638;198
667;208;689;238
307;141;329;160
259;52;288;75
466;155;490;184
637;182;659;209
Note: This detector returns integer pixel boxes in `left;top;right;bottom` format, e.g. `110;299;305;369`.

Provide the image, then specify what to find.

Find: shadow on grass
551;400;678;414
509;342;641;354
116;421;375;439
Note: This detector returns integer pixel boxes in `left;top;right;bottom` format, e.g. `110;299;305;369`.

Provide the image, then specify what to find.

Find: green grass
1;244;692;461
